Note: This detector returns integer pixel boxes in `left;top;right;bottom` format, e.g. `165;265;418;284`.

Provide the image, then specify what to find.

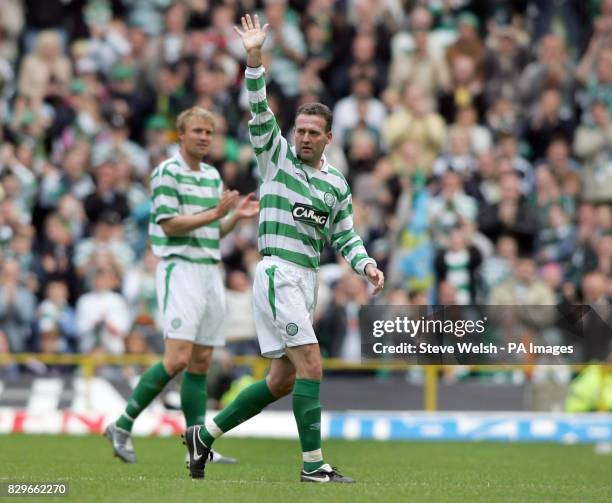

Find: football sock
198;379;276;447
181;371;207;427
116;361;172;432
293;378;324;472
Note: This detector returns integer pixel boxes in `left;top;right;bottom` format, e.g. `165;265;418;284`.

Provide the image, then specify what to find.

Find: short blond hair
176;107;216;134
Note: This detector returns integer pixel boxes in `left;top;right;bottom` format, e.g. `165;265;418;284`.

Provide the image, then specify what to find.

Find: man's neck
180;148;201;171
299;156;323;170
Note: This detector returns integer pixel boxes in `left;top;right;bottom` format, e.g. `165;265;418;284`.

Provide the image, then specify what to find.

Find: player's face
294;114;332;167
180;117;214;159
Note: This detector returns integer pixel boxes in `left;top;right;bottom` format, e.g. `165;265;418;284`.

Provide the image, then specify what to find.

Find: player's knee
163;352;191;375
302;361;322;380
267;373;295;398
187;352;212;373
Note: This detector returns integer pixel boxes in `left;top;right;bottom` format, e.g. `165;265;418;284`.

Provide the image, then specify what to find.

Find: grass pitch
0;435;610;502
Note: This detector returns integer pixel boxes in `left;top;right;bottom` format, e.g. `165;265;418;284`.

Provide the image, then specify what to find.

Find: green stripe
178;195;219;207
258;221;321;251
153;186;179;199
341;239;362;257
174;173;221;188
163;262;176;312
151;206;179;221
332;229;353;247
150;235;220;249
309;178;342;201
260;194;293;212
271;142;281;165
260;247;319;269
250;99;269;113
350;253;369;270
166;255;219;264
246;75;265;91
253;125;280;155
272;169;310;199
249;117;276;137
333;207;352;224
265;265;278;320
272;170;327;211
159;160;181;177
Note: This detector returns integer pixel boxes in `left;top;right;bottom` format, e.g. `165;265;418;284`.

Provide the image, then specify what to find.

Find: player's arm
235;14;285;181
331;190;385;294
159;190;239;237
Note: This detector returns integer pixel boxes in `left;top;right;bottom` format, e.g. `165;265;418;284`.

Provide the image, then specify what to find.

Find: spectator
0;258;36;352
262;0;306;98
383;82;447;173
438;53;487;123
519;34;576;114
445;12;484;70
428;171;478;248
316;272;369;360
332;76;386;151
574;100;612;203
223;269;258;356
449;105;492;155
37;279;77;352
83;159;130;225
331;31;387;99
479;172;538;253
489;256;557;330
434;227;482;305
122;247;160;330
387;7;450;102
479;235;519;297
74;211;134;280
75;267;131;355
525;89;575;161
482;24;530;105
17;29;71;100
432;128;476;178
580;271;612;362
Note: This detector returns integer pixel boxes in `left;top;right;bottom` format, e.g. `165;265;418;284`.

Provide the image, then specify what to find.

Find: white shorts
156;258;226;347
253;256;318;358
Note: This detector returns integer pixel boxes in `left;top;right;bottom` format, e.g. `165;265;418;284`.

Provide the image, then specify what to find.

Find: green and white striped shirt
246;65;375;274
149;153;222;264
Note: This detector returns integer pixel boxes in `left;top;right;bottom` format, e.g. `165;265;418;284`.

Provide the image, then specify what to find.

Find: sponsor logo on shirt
292;203;329;227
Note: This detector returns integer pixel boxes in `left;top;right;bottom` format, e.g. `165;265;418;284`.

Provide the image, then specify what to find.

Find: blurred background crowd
0;0;611;375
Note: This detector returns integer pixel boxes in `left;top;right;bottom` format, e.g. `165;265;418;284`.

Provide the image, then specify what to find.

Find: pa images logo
286;323;299;336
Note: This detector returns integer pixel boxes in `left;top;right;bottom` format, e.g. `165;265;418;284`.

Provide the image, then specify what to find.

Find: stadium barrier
0;354;610;443
0;353;610;412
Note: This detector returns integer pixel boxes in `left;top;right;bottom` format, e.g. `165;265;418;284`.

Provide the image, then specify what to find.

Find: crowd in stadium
0;0;611;373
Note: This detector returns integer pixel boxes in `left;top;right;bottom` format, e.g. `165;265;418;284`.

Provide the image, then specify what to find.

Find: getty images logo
292;203;329;227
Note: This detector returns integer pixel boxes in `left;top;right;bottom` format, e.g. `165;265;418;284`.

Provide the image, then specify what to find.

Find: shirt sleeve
150;165;180;223
245;65;285;182
330;188;376;275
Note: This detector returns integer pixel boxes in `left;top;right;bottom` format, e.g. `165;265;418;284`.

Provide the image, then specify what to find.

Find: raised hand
234;192;260;219
233;13;268;53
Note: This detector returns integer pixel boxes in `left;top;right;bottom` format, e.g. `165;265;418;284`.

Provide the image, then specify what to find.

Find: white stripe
302;448;323;463
206;418;224;438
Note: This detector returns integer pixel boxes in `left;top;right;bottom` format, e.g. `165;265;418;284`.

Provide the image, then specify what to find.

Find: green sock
198;379;276;447
116;361;172;432
181;372;207;427
293;378;324;472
